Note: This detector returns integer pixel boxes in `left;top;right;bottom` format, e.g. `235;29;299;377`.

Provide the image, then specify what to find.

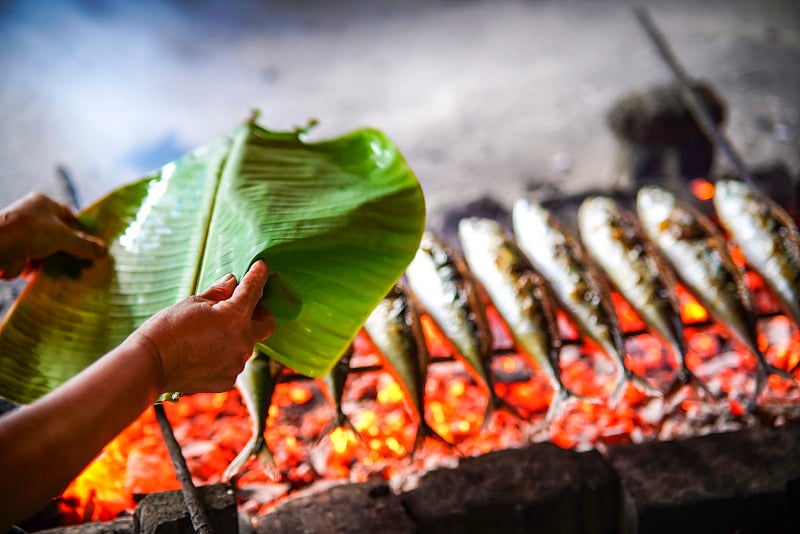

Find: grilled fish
459;217;585;423
636;185;791;404
405;230;519;427
713;180;800;328
224;350;283;481
513;199;660;405
317;344;362;442
577;196;712;397
362;283;454;454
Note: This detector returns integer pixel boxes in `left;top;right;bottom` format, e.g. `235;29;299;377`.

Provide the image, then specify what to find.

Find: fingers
229;260;269;312
200;273;237;302
50;198;78;225
56;223;107;260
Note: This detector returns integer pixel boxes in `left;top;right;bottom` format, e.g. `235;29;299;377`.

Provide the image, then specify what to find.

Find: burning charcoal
255;481;415;534
401;442;619;534
607;80;726;186
134;483;237;534
607;421;800;534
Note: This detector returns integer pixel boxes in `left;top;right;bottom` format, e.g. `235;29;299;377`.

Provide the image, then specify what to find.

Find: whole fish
458;217;585;423
317;344;362;442
636;185;791;404
713;179;800;329
224;350;283;481
405;230;519;427
513;199;660;405
363;283;454;454
577;196;712;397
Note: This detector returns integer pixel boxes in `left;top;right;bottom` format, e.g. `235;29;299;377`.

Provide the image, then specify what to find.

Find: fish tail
313;413;365;447
750;356;795;410
412;421;462;458
666;366;720;401
223;435;277;482
544;388;570;426
544;386;599;426
482;388;525;430
610;368;661;407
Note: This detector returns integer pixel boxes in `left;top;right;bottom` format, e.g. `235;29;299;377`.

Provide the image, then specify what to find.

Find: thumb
200;273;237;302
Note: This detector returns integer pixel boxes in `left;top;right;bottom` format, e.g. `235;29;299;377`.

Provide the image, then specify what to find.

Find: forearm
0;337;163;529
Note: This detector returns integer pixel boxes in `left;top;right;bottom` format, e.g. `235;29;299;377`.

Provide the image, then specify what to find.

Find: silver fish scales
636;185;792;406
513;198;660;405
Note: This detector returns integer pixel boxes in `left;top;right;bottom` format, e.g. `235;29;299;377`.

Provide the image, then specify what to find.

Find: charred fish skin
458;217;579;423
224;350;283;481
405;231;501;422
512;198;659;404
636;186;790;403
713;179;800;328
363;283;453;453
577;196;709;395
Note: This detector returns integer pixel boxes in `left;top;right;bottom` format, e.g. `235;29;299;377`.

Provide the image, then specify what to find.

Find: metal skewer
155;403;216;534
633;5;756;185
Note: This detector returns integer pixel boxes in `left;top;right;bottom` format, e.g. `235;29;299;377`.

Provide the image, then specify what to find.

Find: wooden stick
633;5;756;185
154;403;215;534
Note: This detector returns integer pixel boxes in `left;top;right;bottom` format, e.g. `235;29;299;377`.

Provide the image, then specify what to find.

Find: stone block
33;517;133;534
400;442;619;534
255;481;415;534
607;421;800;534
134;483;237;534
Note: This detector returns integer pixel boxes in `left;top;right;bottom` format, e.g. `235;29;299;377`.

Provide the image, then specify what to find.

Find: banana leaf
0;118;425;404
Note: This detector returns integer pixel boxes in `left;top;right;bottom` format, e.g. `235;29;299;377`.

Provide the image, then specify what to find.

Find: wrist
125;331;167;394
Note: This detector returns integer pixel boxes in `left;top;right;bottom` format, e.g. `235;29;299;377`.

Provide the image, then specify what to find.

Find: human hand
129;260;276;393
0;192;107;280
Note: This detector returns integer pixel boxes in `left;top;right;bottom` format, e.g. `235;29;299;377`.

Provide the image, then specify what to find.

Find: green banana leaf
0;118;425;404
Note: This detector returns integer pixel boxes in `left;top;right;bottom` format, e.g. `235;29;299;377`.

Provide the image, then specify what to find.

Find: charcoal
254;481;414;534
607;421;800;534
134;483;237;534
400;442;619;534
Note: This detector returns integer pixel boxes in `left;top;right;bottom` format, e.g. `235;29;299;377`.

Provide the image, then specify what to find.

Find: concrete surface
1;0;798;223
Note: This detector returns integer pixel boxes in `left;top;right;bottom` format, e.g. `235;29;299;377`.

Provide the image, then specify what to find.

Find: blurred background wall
1;0;798;219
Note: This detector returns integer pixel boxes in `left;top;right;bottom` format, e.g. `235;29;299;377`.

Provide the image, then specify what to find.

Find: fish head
577;196;619;236
458;217;505;254
512;198;555;246
713;180;751;219
636;186;677;237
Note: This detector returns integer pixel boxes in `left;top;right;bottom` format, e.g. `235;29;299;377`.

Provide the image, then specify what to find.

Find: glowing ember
689;178;715;201
58;253;800;526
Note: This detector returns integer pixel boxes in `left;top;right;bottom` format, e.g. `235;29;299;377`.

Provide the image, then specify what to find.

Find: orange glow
689;178;715;201
680;295;708;323
59;260;800;526
288;384;313;405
